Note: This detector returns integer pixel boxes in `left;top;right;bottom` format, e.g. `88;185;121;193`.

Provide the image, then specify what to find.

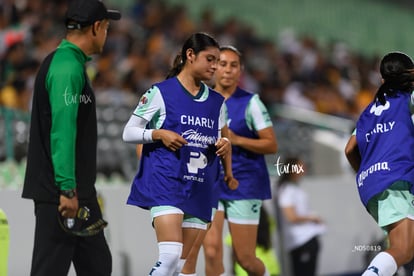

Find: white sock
178;274;196;276
149;242;183;276
172;259;186;276
362;270;379;276
362;252;397;276
263;267;270;276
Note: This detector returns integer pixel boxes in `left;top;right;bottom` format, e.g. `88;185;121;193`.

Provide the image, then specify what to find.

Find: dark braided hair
166;32;219;79
376;51;414;105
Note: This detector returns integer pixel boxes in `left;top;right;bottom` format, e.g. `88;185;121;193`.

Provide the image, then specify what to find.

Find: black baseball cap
66;0;121;30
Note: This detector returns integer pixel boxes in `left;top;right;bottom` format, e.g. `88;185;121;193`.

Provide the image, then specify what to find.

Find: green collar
58;39;92;63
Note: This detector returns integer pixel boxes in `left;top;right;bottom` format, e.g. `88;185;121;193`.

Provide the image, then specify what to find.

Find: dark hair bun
380;51;414;80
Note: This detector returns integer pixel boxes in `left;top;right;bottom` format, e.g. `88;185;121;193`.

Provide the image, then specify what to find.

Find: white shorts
150;205;208;230
218;199;262;225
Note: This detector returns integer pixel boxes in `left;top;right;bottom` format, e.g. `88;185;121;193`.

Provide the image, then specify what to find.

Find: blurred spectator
0;0;384;120
276;156;326;276
0;0;390;178
0;41;26;86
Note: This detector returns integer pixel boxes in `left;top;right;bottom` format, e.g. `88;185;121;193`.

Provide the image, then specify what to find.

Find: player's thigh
203;209;225;251
228;222;259;258
152;206;184;242
388;218;414;253
225;199;262;257
182;228;206;259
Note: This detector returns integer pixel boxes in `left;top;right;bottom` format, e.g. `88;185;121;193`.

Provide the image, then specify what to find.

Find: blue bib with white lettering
127;77;224;222
356;91;414;206
218;87;271;201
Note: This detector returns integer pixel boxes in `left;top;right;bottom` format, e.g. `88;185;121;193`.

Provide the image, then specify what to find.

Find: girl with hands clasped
122;32;237;276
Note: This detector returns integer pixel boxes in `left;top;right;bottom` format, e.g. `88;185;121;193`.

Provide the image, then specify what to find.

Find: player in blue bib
345;52;414;276
180;46;277;276
123;32;237;276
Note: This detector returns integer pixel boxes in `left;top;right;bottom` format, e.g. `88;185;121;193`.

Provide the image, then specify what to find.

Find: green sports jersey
23;39;98;202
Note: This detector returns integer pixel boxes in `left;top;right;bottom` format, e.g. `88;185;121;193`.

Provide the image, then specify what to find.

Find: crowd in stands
0;0;383;120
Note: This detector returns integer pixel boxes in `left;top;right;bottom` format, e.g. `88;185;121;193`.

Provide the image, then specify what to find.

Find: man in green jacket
22;1;120;275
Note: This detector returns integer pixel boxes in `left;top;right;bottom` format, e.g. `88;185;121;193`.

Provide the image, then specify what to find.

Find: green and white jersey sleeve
133;85;227;131
133;86;166;129
219;102;227;130
246;94;273;132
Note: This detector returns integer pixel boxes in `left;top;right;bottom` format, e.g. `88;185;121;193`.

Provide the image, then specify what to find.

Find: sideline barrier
0;208;9;276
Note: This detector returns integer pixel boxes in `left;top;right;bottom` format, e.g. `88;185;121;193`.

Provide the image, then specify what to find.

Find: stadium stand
2;0;412;184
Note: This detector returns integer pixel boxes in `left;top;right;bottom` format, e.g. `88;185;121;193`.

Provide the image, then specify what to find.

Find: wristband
142;129;154;143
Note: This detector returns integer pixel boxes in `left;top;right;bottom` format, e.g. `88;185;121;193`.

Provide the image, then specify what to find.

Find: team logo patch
139;96;148;106
370;101;390;116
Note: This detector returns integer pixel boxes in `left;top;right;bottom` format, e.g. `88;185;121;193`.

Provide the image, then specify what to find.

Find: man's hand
58;195;79;218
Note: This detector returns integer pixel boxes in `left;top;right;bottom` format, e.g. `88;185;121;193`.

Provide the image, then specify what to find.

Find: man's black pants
30;199;112;276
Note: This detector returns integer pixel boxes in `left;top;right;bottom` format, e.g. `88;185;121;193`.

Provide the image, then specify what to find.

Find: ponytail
376;52;414;105
166;54;184;79
375;70;414;105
